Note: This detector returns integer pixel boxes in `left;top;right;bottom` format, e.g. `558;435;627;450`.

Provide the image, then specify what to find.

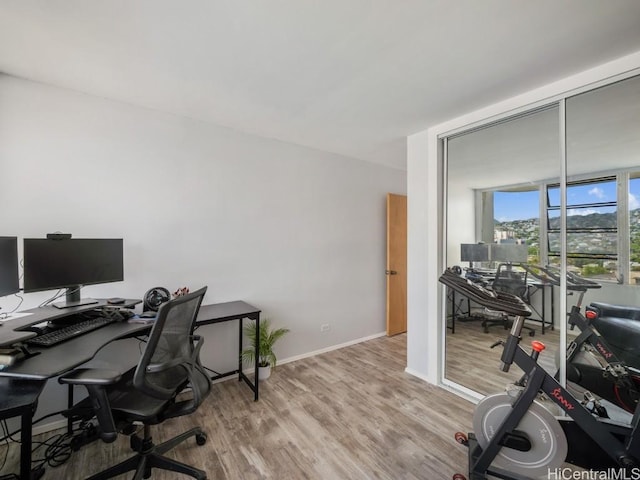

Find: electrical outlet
320;323;331;333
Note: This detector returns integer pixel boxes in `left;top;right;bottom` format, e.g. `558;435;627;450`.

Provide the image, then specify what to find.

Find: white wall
407;50;640;387
0;75;406;425
445;184;476;267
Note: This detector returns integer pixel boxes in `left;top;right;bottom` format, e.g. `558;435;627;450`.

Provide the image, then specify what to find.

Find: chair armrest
59;368;123;386
59;368;122;443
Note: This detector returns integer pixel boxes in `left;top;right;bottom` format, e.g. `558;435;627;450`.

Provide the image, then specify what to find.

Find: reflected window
630;176;640;283
547;177;618;280
493;189;540;263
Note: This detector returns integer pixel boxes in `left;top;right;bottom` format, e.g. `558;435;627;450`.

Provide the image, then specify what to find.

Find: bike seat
589;312;640;367
588;302;640;321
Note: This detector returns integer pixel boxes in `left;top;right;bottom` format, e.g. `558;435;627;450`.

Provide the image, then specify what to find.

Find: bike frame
470;315;640;479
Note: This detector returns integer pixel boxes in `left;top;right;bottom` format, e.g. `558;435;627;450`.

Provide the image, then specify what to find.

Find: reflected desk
526;281;555;334
446;281;554;335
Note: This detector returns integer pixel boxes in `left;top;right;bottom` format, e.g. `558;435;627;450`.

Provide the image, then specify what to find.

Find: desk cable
0;409;93;472
0;420;15;479
39;286;82;308
0;293;24;320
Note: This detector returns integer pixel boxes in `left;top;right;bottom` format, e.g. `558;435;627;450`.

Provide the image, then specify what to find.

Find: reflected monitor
460;243;490;263
489;243;528;263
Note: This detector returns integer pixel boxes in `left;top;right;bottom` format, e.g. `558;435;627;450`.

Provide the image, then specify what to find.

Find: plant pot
258;365;271;381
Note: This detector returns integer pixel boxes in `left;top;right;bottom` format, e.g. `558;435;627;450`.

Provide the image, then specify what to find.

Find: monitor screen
0;237;19;297
489;243;528;263
23;238;124;294
460;243;490;262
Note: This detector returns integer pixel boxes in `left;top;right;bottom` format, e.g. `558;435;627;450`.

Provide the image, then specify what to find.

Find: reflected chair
59;286;211;480
491;264;535;336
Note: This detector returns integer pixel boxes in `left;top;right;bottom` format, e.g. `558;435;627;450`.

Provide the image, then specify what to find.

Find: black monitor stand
52;286;98;309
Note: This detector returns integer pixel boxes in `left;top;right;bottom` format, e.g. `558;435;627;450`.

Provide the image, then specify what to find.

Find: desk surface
196;300;261;325
1;321;150;380
0;299;141;348
0;300;261;381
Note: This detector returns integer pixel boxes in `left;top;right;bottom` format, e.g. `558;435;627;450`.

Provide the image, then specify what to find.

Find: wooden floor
0;334;477;480
445;316;560;396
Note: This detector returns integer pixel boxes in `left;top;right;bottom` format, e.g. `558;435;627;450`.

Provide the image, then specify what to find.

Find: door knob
385;270;397;275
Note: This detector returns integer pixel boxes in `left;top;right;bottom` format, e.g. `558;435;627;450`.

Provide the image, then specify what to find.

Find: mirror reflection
563;74;640;420
444;105;560;395
443;74;640;405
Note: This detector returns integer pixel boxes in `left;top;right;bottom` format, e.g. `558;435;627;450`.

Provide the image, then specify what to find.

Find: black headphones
143;287;171;312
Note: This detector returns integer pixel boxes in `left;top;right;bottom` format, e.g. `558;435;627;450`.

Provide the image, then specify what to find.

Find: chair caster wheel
453;474;467;480
454;432;468;446
196;432;207;446
529;331;535;337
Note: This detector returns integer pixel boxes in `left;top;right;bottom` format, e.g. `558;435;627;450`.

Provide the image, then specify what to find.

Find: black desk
0;299;260;479
0;378;45;480
195;301;261;401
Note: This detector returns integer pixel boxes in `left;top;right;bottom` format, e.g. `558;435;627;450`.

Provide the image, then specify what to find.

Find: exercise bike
522;264;640;415
440;268;640;480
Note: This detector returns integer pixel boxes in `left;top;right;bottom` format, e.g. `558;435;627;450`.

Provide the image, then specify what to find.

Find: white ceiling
1;1;640;170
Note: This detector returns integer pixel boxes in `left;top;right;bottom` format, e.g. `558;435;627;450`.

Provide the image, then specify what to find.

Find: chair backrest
492;263;529;301
133;286;211;417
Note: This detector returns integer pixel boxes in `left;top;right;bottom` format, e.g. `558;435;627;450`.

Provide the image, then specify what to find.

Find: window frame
479;170;637;284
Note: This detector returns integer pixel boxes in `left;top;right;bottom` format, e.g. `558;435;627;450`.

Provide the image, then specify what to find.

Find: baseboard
33;418;68;436
3;417;69;445
404;367;431;384
277;331;387;366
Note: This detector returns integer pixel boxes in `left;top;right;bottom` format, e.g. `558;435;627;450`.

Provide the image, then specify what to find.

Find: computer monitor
23;238;124;308
460;243;490;263
0;237;19;297
489;243;528;264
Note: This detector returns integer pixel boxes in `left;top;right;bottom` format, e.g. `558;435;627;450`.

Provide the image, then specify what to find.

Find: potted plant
241;318;289;381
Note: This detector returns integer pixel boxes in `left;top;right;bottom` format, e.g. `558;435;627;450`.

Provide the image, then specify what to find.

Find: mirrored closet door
563;74;640;416
443;106;560;395
441;72;640;399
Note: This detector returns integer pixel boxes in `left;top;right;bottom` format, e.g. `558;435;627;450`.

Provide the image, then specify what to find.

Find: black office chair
59;286;211;480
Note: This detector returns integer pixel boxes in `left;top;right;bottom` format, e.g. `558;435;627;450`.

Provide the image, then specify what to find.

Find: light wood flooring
0;334;476;480
445;316;560;396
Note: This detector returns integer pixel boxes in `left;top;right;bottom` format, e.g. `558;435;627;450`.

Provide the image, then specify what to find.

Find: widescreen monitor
0;237;19;297
460;243;490;263
489;243;528;264
23;238;123;308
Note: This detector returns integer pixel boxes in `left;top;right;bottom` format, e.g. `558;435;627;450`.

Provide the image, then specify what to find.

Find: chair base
87;425;207;480
482;316;535;336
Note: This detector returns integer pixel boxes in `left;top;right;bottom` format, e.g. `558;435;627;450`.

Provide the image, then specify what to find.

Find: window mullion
618;172;630;284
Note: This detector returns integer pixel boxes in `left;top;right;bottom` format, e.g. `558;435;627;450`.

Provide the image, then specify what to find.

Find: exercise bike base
464;423;623;479
466;433;531;480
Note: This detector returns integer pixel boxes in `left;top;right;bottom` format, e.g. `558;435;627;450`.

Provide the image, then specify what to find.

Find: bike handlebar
520;264;601;291
439;268;532;317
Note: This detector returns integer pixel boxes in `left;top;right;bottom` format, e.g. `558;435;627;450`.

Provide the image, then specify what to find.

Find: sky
494;178;640;222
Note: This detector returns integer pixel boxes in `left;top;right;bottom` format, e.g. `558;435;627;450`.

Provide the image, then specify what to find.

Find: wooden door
386;193;407;336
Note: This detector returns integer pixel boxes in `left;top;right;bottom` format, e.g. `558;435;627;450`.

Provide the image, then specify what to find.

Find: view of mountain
494;209;640;262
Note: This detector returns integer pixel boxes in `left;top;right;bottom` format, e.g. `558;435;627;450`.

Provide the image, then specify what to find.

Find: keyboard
25;316;117;347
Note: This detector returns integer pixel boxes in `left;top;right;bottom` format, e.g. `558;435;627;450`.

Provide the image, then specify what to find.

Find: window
630;176;640;283
482;173;640;284
492;188;540;263
547;177;618;280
